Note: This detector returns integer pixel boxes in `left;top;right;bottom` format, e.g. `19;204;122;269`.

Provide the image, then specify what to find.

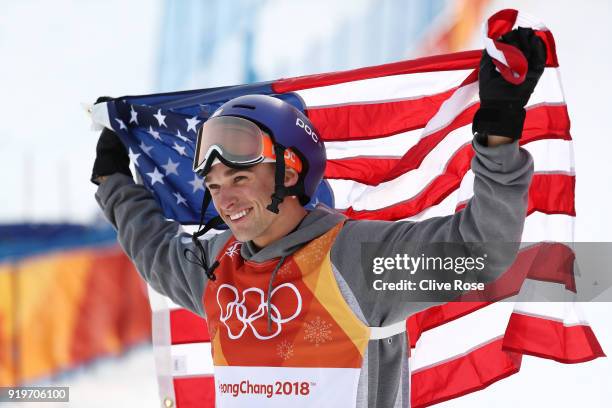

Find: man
92;28;545;408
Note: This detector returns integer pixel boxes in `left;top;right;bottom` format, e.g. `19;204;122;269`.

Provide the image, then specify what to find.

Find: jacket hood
241;205;346;262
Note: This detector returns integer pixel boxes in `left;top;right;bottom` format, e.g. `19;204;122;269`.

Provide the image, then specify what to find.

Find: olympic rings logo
216;283;302;340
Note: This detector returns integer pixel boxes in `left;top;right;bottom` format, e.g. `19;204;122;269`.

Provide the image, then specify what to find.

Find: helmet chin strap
267;144;300;214
183;188;224;281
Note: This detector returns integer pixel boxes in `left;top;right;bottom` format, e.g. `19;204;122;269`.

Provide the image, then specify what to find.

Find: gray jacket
96;140;533;407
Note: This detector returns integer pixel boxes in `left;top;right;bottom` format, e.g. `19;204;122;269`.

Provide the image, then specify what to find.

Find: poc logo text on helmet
296;118;319;143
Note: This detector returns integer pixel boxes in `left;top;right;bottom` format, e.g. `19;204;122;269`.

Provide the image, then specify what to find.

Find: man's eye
207;184;220;191
234;176;247;183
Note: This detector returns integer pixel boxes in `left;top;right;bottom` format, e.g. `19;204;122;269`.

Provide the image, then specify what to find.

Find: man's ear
284;168;300;188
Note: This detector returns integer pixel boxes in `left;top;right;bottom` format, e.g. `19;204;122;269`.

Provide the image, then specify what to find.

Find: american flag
91;9;603;408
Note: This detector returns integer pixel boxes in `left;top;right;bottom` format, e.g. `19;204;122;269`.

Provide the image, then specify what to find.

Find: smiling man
205;163;305;248
92;28;545;408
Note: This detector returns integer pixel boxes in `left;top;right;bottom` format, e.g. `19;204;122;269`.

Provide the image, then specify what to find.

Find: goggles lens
193;116;265;174
193;115;303;176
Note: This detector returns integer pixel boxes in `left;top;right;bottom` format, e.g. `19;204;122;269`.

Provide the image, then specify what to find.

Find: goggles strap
266;144;301;214
183;189;224;281
267;144;288;214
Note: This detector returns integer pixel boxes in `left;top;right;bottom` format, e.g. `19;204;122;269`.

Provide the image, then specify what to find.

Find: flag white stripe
297;68;563;109
296;69;473;107
484;36;509;66
513;299;589;326
172;343;214;376
529;68;565;105
403;201;574;244
422;82;477;135
409;302;514;371
328;126;473;210
525;140;575;174
148;285;185;311
324;127;423;159
521;213;574;242
328;138;573;212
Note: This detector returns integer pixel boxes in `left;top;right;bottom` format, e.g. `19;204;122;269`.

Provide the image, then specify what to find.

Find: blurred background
1;0;611;406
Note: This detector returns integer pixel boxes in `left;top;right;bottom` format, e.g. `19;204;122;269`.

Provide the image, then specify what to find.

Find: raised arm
331;28;546;327
92;128;230;317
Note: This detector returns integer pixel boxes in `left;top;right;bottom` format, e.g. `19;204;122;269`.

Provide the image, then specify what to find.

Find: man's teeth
229;209;250;221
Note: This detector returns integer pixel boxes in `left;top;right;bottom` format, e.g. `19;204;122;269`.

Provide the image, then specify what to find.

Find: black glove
473;27;547;141
91;127;132;185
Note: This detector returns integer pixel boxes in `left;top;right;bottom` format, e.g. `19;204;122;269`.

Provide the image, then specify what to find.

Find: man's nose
216;186;238;211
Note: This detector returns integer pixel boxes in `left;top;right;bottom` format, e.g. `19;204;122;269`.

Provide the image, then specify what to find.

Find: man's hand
91;127;132;185
473;27;547;143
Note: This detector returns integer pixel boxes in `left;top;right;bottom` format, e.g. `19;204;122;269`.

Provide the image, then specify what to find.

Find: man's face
205;162;278;243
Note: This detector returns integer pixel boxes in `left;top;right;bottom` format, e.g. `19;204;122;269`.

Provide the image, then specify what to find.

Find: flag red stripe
272;34;558;94
411;316;602;408
502;313;606;363
324;104;571;184
528;173;576;216
170;309;210;344
523;244;575;290
474;173;575;217
173;376;215;408
458;243;577;302
520;103;571;143
408;302;490;348
273;50;482;93
309;87;460;141
342;173;575;221
535;30;560;67
327;135;474;185
339;151;463;219
410;338;522;408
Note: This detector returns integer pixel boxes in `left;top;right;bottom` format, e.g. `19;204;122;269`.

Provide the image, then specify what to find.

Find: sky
0;0;161;224
0;0;373;226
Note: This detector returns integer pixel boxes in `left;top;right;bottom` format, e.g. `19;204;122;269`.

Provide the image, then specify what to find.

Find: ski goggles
193;115;302;177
